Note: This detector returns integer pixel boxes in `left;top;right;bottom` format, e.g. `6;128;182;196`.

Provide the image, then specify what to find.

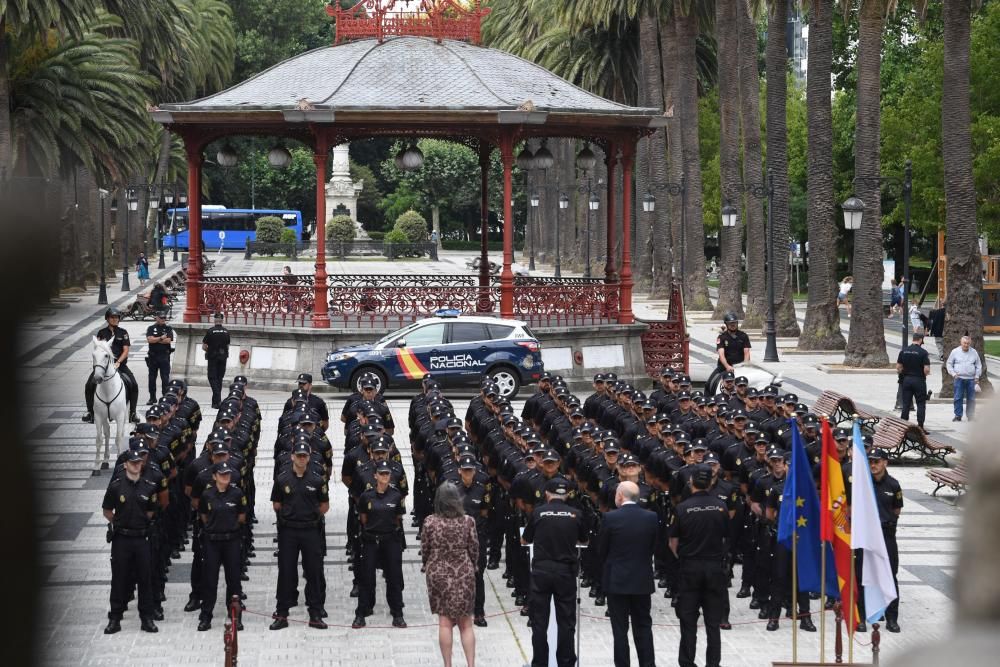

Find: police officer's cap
213;312;224;320
619;385;635;397
217;411;236;423
374;460;392;473
362;423;381;436
128;436;148;453
360;376;377;389
631;391;647;404
833;428;850;441
746;388;759;398
228;386;245;399
870;448;889;461
722;371;736;381
126;449;145;462
619;453;640;467
655;413;672;424
783;393;799;404
210;440;231;455
145;405;163;419
458;455;478;470
207;428;228;444
802;413;819;427
136;423;159;436
691;439;708;451
677;390;692;400
705;396;718;407
213;461;234;475
516;426;534;440
570;407;584;418
703;451;720;465
452;433;471;444
501;413;519;426
762;386;780;397
676;375;692;385
731;408;748;420
168;378;187;390
551;375;564;384
545;478;569;496
540;449;561;463
675;433;692;446
605;372;618;381
862;433;874;448
446;417;463;429
298;411;319;425
794;403;810;416
233;375;249;385
571;427;585;441
154;310;168;320
455;443;474;456
692;396;706;406
603;438;621;453
593;373;606;382
578;422;594;433
754;434;771;446
767;447;785;461
495;398;511;410
484;385;500;398
744;422;761;435
691;465;714;488
297;372;313;384
660;367;676;378
524;432;543;446
370;438;391;453
734;376;748;387
554;389;571;400
159;395;178;407
645;413;660;424
292;441;311;456
539;372;553;381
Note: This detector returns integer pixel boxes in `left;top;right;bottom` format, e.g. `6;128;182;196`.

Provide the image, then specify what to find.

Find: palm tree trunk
737;0;765;326
0;23;11;183
674;0;712;310
844;0;889;367
798;0;845;350
659;12;680;297
635;9;668;295
714;0;744;318
765;0;800;336
940;0;990;395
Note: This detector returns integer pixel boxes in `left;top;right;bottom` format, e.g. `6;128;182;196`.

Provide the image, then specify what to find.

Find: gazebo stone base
169;321;650;394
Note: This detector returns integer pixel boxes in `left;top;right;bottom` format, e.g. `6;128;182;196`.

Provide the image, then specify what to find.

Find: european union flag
777;420;840;595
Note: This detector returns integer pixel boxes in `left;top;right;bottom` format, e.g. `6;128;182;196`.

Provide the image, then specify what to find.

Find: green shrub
394;210;428;243
383;229;408;244
255;216;284;244
279;228;297;245
367;230;385;241
326;215;356;243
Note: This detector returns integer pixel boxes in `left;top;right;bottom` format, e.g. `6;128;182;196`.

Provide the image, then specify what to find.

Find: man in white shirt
946;336;982;421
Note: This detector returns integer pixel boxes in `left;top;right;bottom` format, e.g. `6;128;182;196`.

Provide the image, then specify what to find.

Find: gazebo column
604;141;619;283
182;137;203;323
619;143;635;324
499;133;515;318
477;143;491;313
312;133;330;328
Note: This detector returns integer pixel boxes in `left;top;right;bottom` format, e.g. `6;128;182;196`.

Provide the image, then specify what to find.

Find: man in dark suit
597;480;659;667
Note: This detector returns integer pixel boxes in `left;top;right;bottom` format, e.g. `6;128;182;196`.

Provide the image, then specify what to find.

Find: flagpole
792;530;799;664
849;537;856;664
821;544;827;664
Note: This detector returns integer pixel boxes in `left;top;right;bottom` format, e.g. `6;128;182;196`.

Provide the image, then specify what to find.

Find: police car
320;311;543;398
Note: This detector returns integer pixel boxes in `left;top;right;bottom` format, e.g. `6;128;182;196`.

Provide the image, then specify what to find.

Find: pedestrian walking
928;303;946;360
202;313;230;409
136;252;150;286
145;311;173;404
908;303;927;335
597;480;659;667
421;483;480;667
946;335;982;422
521;478;588;667
896;332;931;431
670;465;729;667
837;276;853;315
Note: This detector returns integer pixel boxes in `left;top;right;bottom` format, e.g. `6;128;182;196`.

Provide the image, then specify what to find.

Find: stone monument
325;142;368;240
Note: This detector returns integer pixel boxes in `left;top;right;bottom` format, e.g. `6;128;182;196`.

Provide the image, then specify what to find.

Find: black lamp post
557;193;569;278
528;190;539;270
157;185;174;269
98;189;109;305
641;173;687;294
725;170;779;362
842;159;912;348
122;187;136;291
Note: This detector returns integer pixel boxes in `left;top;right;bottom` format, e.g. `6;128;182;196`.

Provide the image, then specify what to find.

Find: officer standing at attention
197;461;246;632
84;307;139;424
354;460;408;629
145;310;175;405
522;478;589;667
270;441;330;630
670;465;729;667
285;373;330;431
716;312;752;374
896;332;931;432
202;312;230;409
858;448;903;633
102;449;159;634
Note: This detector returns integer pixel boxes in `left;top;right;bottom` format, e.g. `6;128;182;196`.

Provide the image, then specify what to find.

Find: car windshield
374;321;422;346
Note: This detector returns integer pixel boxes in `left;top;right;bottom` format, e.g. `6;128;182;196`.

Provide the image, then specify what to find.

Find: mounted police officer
145;310;174;405
202;312;230;409
85;307;139;424
709;313;751;394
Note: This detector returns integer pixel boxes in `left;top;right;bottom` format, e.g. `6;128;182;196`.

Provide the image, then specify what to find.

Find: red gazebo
151;0;668;330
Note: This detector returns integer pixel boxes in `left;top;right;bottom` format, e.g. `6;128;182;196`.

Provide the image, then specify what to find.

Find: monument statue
325;143;368;240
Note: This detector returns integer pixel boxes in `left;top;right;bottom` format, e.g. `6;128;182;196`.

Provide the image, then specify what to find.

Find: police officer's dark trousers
207;358;226;407
529;561;578;667
899;376;927;427
676;559;727;667
357;532;403;616
276;524;324;617
109;533;155;621
769;543;810;620
855;525;900;622
147;353;170;400
201;534;242;621
474;528;487;616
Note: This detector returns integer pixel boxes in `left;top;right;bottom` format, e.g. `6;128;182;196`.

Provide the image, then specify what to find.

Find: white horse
91;336;129;474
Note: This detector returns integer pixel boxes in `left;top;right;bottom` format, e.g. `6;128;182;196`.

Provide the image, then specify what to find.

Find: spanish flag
819;417;858;628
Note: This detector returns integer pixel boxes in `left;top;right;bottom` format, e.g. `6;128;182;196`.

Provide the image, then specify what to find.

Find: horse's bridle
93;347;119;382
93;345;124;417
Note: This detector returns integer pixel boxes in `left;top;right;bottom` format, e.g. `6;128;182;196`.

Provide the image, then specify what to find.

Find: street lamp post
157;186;174;269
724;170;779;362
557;193;569;278
123;187;136;291
98;189;109;305
641;173;686;293
585;191;600;278
171;188;187;263
842;159;913;349
528;191;539;270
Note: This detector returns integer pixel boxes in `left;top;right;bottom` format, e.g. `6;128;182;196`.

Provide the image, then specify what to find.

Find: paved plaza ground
19;251;987;666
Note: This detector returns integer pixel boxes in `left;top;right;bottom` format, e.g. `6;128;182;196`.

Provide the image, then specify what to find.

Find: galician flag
850;422;898;623
820;418;858;626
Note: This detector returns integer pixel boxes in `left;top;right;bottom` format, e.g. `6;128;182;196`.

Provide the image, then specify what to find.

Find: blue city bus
162;206;304;250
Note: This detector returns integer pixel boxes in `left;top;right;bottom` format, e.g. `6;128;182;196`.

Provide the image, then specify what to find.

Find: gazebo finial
326;0;492;46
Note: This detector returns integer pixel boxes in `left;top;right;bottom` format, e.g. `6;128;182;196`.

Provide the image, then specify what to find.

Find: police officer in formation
197;460;246;631
857;448;903;633
202;312;230;409
84;307;139;424
145;310;174;405
354;460;407;628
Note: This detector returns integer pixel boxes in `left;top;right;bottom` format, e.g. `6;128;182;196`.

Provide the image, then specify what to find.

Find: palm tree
843;0;890;367
940;0;990;393
737;0;765;327
798;0;845;350
764;0;800;336
714;0;744;317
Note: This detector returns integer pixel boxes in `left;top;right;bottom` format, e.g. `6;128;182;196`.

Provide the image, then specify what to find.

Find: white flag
850;423;898;623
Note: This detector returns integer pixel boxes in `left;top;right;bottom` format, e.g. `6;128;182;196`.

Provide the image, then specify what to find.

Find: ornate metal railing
512;283;620;327
638;282;689;376
326;274;475;288
199;280;312;327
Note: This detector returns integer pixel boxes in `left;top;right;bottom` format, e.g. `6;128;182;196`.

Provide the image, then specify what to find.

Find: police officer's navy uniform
197;463;246;630
355;469;407;626
897;337;931;428
202;317;230;408
145;316;174;403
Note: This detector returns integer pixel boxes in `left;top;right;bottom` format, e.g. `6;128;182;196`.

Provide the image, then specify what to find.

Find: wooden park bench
873;415;956;466
812;390;880;432
927;458;968;498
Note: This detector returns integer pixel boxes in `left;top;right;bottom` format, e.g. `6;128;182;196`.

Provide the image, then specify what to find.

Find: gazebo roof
153;36;665;131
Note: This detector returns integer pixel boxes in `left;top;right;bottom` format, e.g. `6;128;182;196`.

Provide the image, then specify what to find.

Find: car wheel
488;366;520;399
351;367;387;395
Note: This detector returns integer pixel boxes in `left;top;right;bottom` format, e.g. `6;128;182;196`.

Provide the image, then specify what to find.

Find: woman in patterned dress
421;483;479;667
